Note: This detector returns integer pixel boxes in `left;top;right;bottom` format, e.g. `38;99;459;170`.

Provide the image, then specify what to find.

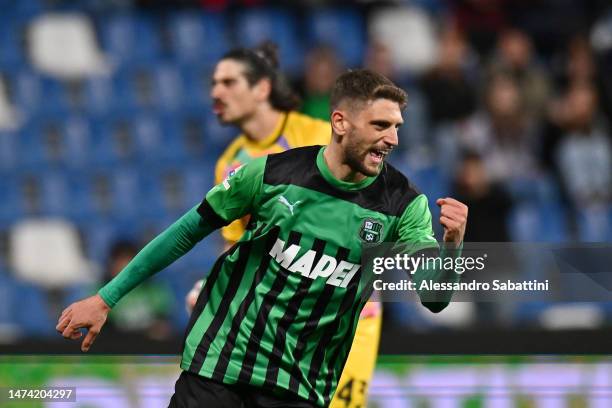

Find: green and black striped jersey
181;145;438;406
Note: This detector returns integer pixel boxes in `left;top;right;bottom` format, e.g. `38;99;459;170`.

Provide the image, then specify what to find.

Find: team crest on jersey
359;218;383;243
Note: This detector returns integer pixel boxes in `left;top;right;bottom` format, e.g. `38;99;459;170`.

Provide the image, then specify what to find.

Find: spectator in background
420;25;478;126
101;240;173;340
551;82;611;209
453;151;512;242
459;73;540;183
364;40;398;83
297;45;342;121
488;28;552;121
552;34;612;124
452;151;513;324
452;0;507;56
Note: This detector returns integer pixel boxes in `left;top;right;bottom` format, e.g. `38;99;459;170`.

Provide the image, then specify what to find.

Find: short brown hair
330;69;407;112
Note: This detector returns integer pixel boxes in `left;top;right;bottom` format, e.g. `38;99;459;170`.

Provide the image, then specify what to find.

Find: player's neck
241;106;283;142
323;143;368;183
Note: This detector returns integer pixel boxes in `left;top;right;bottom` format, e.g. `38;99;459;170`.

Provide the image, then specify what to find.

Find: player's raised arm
56;157;265;352
396;194;468;313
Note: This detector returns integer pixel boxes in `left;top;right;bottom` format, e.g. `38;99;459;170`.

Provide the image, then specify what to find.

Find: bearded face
335;98;403;178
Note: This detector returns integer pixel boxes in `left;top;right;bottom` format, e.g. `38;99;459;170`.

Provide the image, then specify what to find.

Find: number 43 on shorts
331;377;368;408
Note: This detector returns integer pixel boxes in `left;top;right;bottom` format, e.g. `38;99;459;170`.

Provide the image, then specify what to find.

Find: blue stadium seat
0;271;19;328
83;75;114;114
305;8;365;67
64;116;93;168
109;167;144;219
79;219;141;264
0;0;42;18
168;12;229;66
0;177;23;226
152;63;185;112
99;14;161;64
0;18;26;68
17;120;55;168
0;130;18;172
234;8;304;75
8;69;43;115
71;167;143;221
13;281;56;336
131;114;166;163
38;76;69;114
508;203;568;242
140;167;186;220
183;164;215;205
90;115;138;165
7;170;71;218
576;206;612;242
537;203;568;242
181;65;212;109
39;171;72;217
111;67;156;111
112;64;185;112
19;115;92;170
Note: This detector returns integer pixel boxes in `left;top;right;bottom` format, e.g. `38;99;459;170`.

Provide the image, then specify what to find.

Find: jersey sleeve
214;140;249;244
396;194;438;248
396;194;461;313
197;156;265;229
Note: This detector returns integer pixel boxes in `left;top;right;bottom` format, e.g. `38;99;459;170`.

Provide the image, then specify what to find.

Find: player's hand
436;197;468;248
185;279;204;314
56;294;111;352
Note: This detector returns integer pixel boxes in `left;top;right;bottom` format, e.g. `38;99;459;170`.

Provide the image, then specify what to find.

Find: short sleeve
396;194;438;249
197;156;265;229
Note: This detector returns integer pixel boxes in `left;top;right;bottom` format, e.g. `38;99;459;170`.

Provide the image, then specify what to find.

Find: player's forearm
98;206;214;308
412;244;463;313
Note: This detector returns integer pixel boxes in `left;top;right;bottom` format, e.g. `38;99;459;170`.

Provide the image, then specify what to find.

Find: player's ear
331;110;348;136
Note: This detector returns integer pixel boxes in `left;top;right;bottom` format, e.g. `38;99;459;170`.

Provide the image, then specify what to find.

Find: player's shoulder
380;162;420;194
373;161;422;216
285;111;331;146
266;144;321;166
263;145;321;184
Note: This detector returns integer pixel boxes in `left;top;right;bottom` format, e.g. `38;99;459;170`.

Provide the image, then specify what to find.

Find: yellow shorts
330;302;382;408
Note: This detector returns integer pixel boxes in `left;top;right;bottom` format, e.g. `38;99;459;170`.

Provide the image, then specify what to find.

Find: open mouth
369;149;389;163
212;101;225;115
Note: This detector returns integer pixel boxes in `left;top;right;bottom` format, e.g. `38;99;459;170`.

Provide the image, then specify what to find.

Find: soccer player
56;69;468;408
183;42;383;408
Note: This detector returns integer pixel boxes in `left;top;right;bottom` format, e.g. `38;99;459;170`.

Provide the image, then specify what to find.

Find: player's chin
362;158;384;176
215;111;234;124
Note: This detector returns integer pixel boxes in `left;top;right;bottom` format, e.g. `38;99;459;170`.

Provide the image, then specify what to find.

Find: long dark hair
222;41;300;111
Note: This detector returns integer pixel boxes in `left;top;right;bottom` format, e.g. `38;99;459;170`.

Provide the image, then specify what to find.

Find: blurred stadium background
1;0;612;406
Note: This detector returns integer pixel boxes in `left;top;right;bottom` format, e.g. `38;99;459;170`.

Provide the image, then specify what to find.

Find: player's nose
210;84;223;99
383;127;399;148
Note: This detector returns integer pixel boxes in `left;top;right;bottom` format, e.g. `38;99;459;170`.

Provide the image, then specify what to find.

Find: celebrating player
183;42;383;408
56;69;468;408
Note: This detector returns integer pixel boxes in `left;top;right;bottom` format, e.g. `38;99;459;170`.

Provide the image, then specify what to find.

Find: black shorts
168;371;318;408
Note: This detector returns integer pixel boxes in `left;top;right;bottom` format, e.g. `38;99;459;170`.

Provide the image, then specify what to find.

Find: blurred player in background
184;42;382;407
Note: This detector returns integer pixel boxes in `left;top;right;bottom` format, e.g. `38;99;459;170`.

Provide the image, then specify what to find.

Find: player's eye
372;121;390;130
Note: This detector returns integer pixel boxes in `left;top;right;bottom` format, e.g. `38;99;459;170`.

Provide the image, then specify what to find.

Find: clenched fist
56;294;111;352
436;197;468;248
